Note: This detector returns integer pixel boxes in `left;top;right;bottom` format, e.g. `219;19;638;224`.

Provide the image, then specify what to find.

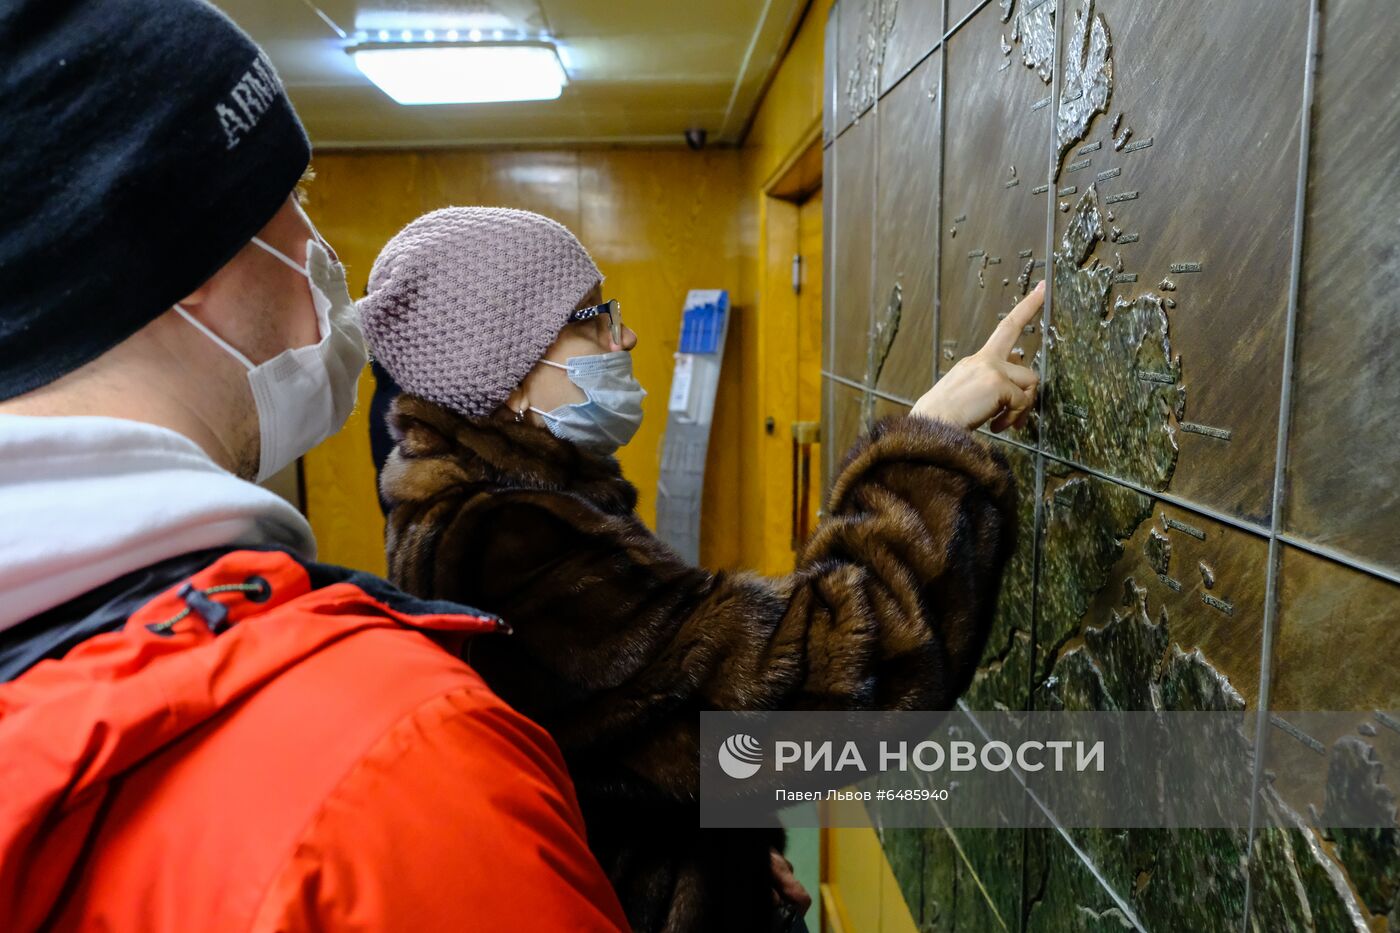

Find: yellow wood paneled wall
301;148;746;574
739;0;835;574
744;0;831;186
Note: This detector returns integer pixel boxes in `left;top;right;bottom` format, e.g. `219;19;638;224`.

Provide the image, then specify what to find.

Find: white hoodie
0;414;316;633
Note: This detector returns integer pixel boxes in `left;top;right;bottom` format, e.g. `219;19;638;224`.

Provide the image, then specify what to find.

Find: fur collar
382;394;640;516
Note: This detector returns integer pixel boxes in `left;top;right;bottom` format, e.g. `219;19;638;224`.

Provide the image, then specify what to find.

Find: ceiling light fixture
349;39;568;106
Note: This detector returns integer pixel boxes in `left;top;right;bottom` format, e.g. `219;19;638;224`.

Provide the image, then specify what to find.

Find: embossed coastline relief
821;0;1399;928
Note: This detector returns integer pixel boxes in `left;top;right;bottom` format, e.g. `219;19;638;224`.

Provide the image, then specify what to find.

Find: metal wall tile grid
820;0;1399;929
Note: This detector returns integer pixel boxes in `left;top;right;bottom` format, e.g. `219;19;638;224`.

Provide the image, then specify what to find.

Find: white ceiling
213;0;809;148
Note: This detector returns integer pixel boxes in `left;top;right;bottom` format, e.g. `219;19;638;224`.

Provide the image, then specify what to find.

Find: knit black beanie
0;0;312;400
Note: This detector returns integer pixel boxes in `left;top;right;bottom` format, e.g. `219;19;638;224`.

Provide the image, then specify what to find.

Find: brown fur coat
380;395;1017;932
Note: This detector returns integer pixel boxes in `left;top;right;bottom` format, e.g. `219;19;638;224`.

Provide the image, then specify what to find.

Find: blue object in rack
657;288;731;565
678;291;729;354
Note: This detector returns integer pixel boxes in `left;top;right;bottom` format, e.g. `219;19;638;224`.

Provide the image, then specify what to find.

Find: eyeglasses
569;298;623;347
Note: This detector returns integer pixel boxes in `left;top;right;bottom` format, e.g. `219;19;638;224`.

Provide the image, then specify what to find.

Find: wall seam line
867;10;880;422
1273;533;1400;588
983;429;1279;539
1022;0;1064;922
822;370;916;405
825;1;840;488
957;702;1149;931
932;0;948;396
944;0;996;43
1038;7;1138;925
1241;1;1322;928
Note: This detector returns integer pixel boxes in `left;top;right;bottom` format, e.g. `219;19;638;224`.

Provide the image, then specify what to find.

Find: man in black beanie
0;2;628;930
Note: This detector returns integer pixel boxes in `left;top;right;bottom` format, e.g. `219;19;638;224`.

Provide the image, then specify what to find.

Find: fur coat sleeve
381;395;1017;803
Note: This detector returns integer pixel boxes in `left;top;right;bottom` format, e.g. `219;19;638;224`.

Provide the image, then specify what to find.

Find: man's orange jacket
0;548;629;931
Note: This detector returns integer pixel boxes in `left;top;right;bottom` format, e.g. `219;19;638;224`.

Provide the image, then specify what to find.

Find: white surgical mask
176;206;367;482
528;351;646;456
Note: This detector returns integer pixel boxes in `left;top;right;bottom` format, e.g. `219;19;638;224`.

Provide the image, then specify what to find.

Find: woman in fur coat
359;207;1042;932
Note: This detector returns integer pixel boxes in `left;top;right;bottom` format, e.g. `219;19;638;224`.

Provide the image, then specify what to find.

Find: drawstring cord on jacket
146;578;271;636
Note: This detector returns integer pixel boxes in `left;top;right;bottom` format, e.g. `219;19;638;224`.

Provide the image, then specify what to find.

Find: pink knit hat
359;207;603;418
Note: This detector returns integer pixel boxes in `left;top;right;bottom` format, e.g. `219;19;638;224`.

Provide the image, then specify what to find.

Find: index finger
983;280;1045;359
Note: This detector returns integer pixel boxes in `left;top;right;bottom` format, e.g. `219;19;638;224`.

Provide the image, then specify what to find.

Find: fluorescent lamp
350;43;567;105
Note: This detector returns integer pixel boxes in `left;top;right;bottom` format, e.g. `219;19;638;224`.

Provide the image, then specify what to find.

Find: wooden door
759;178;826;576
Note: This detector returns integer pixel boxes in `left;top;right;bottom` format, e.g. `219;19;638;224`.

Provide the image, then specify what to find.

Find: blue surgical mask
528;351;646;455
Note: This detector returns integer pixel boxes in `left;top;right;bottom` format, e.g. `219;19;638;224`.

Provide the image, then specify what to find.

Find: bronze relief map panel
873;49;941;403
828;112;875;383
835;0;885;134
880;0;943;98
819;0;1400;929
1042;0;1306;524
938;0;1048;387
1283;0;1400;577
